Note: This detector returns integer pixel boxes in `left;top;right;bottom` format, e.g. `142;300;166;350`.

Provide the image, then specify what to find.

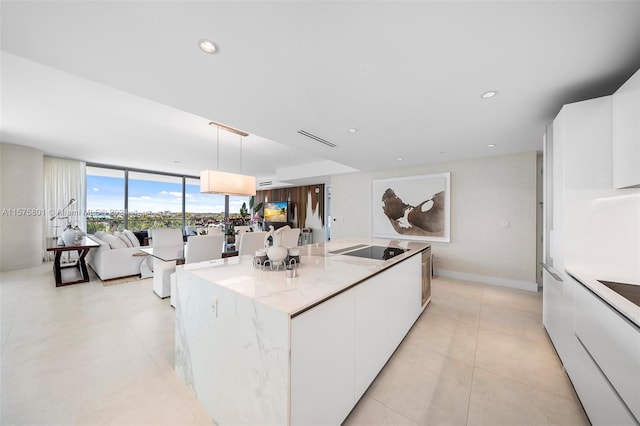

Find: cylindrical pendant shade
200;170;256;196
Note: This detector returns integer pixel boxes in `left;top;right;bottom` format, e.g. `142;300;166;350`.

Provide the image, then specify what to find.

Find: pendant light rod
216;126;220;170
209;121;249;137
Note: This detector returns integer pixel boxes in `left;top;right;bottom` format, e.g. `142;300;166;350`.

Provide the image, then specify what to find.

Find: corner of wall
1;142;45;271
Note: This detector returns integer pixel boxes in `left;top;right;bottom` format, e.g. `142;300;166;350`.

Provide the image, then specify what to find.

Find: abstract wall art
372;172;450;242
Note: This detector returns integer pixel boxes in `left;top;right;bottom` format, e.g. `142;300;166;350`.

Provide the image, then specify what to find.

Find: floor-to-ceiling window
86;165;244;235
127;171;183;231
229;195;251;223
185;177;225;234
86;166;125;234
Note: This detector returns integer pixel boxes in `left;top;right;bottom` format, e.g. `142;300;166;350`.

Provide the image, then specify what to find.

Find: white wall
0;142;44;271
331;152;538;291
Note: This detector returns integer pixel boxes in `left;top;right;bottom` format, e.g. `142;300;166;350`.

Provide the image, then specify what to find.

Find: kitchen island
174;239;431;426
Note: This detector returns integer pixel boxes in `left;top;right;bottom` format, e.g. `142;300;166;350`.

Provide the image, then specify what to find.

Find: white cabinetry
542;93;640;425
573;278;640;423
612;69;640;189
542;268;570;363
544;97;611;362
354;255;422;399
553;96;612;266
290;254;424;425
291;288;356;426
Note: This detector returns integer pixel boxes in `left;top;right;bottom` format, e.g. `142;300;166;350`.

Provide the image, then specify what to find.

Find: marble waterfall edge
175;268;290;425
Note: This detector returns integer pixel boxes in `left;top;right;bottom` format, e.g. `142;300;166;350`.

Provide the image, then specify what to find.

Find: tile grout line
366;395;422;426
473;284;579;405
465;284;485;426
471;364;580;404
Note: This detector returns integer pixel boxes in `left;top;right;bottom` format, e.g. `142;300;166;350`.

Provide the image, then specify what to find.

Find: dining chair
150;228;183;298
171;233;225;307
280;227;301;248
237;231;267;257
184;234;224;263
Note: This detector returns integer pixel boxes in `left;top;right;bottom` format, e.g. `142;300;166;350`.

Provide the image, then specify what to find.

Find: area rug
100;275;144;287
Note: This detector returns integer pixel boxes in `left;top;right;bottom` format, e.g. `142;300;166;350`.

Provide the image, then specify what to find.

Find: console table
46;237;100;287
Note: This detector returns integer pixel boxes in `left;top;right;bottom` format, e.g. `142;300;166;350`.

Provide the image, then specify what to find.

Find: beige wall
331;151;538;291
1;142;44;271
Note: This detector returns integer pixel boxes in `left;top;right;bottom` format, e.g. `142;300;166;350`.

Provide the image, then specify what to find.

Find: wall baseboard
434;268;539;292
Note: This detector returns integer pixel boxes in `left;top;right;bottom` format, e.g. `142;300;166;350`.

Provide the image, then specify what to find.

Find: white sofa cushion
114;231;133;248
104;234;127;249
123;229;141;247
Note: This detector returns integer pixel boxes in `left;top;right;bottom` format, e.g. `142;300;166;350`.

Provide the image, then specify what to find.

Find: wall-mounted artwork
372;172;450;242
264;201;289;223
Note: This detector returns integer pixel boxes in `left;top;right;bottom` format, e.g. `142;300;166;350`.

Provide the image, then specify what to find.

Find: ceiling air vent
297;130;337;147
259;181;273;187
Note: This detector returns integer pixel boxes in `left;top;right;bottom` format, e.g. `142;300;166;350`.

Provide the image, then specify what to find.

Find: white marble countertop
181;238;430;316
565;265;640;328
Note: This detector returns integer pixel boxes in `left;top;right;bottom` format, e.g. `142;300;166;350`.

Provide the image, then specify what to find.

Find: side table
46;237;100;287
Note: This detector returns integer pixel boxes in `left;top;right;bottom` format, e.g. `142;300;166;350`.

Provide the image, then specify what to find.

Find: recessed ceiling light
397;157;404;161
488;144;496;148
199;39;219;54
348;128;358;133
481;90;498;99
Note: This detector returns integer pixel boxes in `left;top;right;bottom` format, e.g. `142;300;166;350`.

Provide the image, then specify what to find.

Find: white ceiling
2;1;640;187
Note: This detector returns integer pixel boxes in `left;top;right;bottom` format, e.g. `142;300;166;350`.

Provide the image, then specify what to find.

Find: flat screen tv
264;201;288;223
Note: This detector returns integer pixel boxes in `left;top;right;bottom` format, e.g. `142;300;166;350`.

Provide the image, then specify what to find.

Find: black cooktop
598;280;640;307
340;245;407;261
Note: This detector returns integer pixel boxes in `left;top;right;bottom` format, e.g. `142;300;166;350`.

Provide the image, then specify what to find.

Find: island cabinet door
354;255;423;400
290;287;356;426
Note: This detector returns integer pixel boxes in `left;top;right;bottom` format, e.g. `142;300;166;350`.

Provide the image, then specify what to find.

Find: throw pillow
104;234;127;249
114;231;133;248
123;229;141;247
94;231;106;241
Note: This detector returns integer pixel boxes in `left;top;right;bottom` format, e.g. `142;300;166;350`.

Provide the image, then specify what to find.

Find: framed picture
372;172;450;242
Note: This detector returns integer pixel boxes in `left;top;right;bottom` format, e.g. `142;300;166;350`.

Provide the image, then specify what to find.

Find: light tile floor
1;264;589;425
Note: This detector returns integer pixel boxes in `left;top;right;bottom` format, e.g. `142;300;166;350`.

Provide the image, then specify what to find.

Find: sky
86;175;250;214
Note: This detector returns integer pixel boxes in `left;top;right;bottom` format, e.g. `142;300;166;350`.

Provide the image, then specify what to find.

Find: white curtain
42;157;86;261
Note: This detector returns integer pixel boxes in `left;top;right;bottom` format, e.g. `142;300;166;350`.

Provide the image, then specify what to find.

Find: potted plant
240;202;250;224
225;221;235;244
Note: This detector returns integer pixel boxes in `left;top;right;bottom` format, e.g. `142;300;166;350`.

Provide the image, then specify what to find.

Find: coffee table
46;236;100;287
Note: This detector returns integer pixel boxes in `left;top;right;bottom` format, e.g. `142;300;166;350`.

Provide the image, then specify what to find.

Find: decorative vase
266;245;288;264
61;227;77;246
73;226;85;243
264;225;288;264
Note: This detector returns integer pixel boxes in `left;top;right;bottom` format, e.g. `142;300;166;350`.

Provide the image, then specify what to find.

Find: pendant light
200;122;256;196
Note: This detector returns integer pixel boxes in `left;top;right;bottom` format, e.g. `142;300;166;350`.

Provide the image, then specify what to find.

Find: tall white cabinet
543;70;640;425
612;69;640;189
543;95;612;371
